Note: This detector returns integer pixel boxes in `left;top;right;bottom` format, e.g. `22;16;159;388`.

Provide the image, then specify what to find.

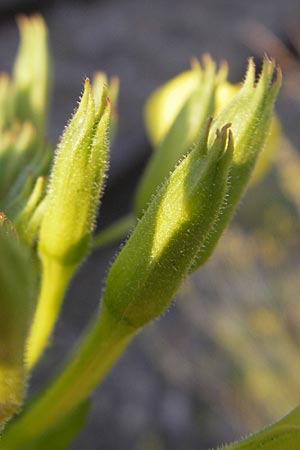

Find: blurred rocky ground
1;1;300;449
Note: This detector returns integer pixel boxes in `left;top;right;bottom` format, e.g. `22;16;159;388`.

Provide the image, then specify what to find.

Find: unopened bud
135;56;224;216
103;122;232;329
38;79;110;268
191;57;281;271
27;79;110;368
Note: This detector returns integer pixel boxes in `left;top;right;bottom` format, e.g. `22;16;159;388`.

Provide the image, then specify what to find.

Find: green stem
26;257;74;370
1;305;135;449
92;213;135;249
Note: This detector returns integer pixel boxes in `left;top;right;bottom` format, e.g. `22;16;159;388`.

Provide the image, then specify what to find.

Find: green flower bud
249;115;281;186
135;56;226;216
0;15;52;212
0;121;36;200
215;76;282;187
143;59;204;148
191;57;281;271
103;122;233;329
0;229;35;425
27;79;110;368
4;175;34;223
38;78;110;267
12;15;51;137
92;72;119;141
4;142;52;213
14;176;47;245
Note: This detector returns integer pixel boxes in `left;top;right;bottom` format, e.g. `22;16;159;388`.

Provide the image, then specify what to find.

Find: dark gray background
1;1;300;449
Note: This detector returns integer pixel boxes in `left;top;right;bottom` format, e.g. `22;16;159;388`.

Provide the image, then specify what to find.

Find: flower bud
4;142;52;212
0;121;36;200
38;79;110;267
249;115;281;186
135;56;225;216
27;79;110;368
14;176;47;245
191;57;281;271
143;59;204;148
215;65;282;187
92;72;119;141
12;15;51;137
103;122;232;329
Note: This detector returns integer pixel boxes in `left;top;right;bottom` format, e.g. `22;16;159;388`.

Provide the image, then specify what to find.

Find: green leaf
0;74;13;132
0;227;36;427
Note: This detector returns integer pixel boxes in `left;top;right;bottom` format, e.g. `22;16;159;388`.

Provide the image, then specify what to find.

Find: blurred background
2;0;300;449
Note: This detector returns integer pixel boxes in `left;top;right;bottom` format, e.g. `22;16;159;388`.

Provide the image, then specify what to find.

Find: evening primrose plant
1;13;299;450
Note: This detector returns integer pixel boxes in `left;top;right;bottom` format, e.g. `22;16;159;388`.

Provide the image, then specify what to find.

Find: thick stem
26;257;74;370
1;305;135;449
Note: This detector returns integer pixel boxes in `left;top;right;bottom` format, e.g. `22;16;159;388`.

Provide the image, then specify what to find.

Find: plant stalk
26;257;74;370
1;305;135;449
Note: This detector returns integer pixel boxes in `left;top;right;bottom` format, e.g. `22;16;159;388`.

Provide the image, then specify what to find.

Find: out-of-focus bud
191;57;281;271
0;121;36;200
135;56;226;216
0;228;35;425
14;176;47;245
0;15;52;212
27;79;110;369
12;15;51;137
103;122;233;329
215;79;239;115
4;143;52;212
144;59;204;148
